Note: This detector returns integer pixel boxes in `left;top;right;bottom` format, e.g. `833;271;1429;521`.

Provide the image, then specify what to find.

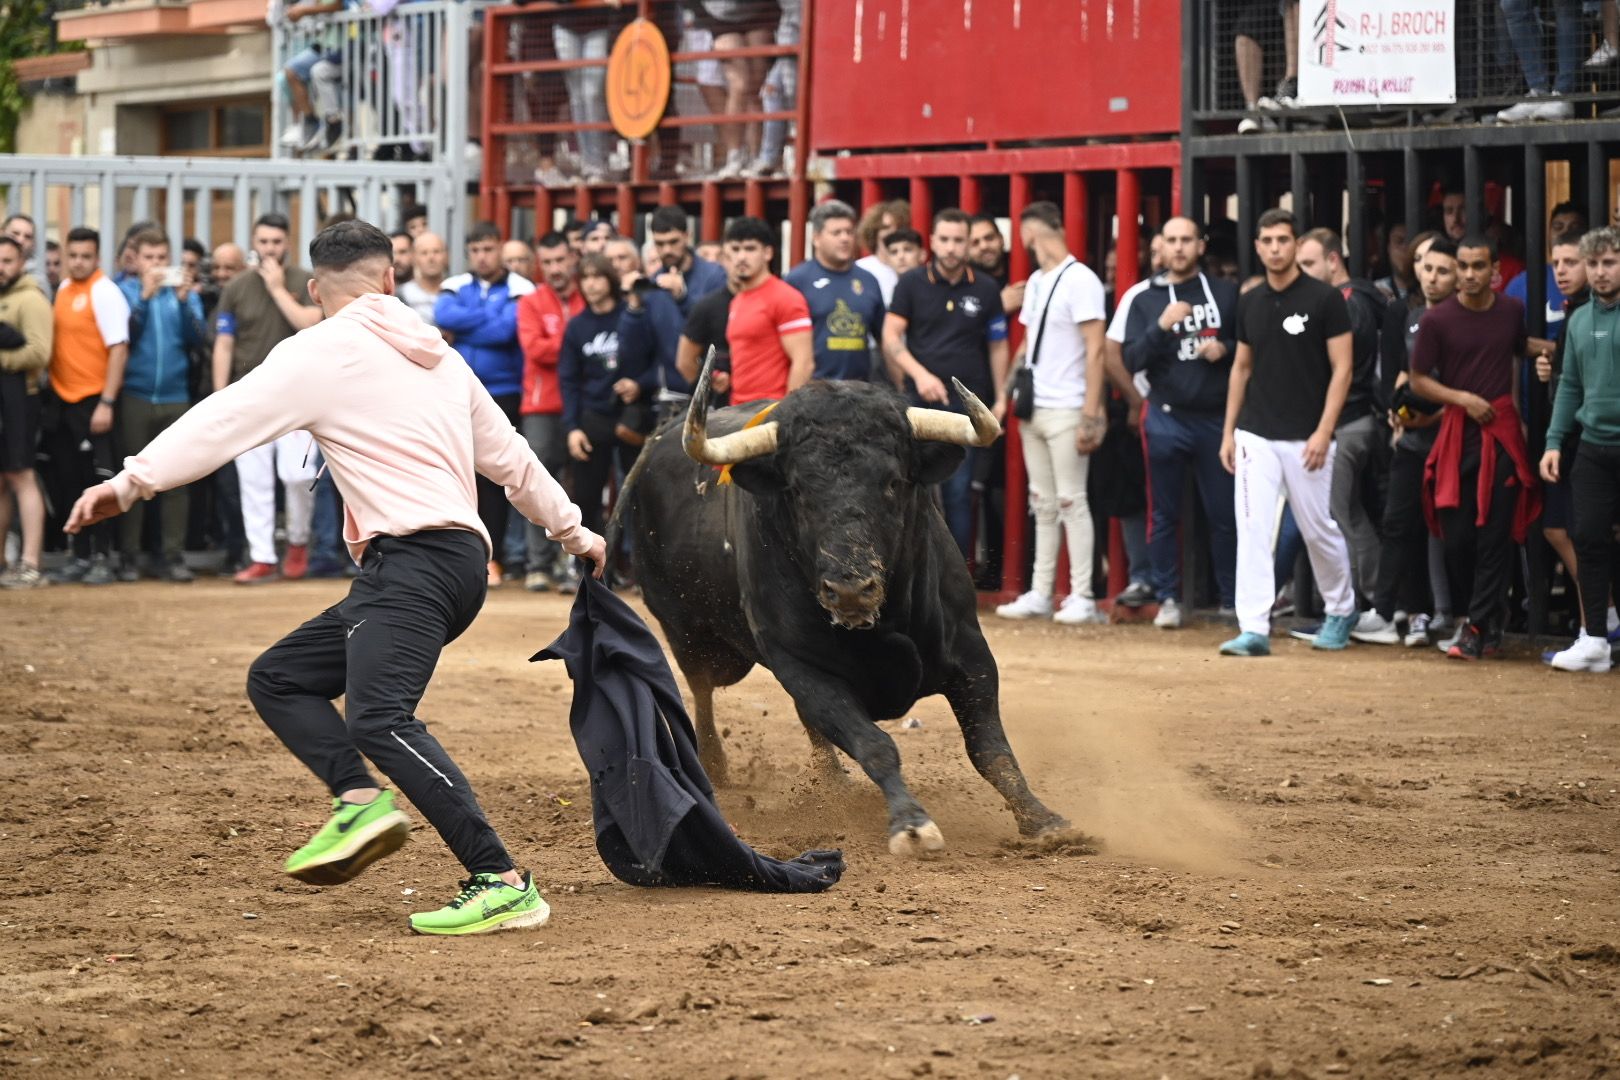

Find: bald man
400;232;448;325
67;220;604;935
211;243;246;288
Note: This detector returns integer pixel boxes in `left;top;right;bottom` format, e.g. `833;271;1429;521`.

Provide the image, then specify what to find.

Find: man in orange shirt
676;216;812;404
45;227;130;584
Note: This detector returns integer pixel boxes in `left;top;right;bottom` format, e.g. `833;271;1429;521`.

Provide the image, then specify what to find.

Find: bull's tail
604;428;666;560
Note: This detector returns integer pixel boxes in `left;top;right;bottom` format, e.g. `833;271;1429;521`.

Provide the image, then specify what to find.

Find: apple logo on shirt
1283;313;1310;336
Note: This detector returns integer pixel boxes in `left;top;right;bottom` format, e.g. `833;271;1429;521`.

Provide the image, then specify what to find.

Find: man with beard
391;230;415;286
646;205;727;317
969;214;1025;316
784;200;886;381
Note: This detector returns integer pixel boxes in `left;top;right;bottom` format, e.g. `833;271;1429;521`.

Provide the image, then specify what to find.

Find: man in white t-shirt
855;199;910;305
399;232;448;327
995;201;1109;625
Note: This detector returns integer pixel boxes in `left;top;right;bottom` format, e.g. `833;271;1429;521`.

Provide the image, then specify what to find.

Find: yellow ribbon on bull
716;401;780;486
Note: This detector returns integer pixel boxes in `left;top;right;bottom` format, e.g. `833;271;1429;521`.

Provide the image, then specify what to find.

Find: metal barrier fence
1190;0;1620;131
0;154;462;263
271;0;483;190
485;0;804;189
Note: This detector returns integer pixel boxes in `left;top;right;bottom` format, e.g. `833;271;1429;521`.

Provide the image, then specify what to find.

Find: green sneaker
408;872;550;936
283;790;411;885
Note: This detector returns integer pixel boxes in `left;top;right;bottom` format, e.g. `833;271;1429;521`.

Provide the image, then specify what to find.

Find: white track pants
1233;428;1354;636
236;431;317;565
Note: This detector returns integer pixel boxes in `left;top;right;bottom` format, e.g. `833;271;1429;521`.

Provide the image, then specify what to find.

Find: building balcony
54;0;265;43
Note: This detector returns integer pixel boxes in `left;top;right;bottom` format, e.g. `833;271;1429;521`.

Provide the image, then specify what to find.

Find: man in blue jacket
604;236;690;425
647;205;727;319
118;227;206;582
1122;216;1240;628
434;221;534;583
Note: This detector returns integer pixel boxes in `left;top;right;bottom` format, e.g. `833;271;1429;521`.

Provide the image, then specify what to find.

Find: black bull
609;370;1071;856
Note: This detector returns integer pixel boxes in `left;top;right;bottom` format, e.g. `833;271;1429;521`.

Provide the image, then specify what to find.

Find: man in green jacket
0;236;55;588
1541;226;1620;673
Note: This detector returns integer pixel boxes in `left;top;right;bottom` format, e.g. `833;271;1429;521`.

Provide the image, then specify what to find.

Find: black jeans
40;391;115;558
247;529;513;875
1571;441;1620;635
1438;448;1517;630
573;413;637;538
476;392;522;570
1372;442;1432;621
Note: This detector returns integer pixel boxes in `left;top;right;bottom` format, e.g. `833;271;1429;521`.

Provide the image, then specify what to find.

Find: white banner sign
1297;0;1456;106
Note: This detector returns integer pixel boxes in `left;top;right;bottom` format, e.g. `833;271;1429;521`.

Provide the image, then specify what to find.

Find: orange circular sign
606;18;671;142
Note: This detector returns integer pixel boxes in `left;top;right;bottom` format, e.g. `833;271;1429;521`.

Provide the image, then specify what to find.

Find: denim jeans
310;453;344;568
937;448;977;560
1501;0;1582;93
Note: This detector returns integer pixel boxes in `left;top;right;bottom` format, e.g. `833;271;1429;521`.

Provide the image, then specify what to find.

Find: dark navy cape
534;579;844;892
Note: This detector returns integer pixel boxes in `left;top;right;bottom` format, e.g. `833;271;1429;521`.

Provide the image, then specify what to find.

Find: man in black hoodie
1121;217;1240;627
1298;227;1388;611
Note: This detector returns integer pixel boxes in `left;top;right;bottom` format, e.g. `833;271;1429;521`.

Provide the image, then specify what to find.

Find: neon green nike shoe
408;872;550;936
283;790;411;885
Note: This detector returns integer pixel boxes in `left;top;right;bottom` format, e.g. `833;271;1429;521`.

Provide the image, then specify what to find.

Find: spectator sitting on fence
1235;0;1300;134
1497;0;1580;124
279;0;350;154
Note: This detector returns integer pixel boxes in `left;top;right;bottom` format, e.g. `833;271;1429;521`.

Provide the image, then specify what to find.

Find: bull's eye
885;478;900;498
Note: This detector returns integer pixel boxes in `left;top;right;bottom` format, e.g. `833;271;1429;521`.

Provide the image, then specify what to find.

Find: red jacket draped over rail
1421;396;1542;543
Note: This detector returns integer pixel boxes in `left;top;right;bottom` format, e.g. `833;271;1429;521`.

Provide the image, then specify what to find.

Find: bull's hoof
887;820;946;858
1006;824;1102;856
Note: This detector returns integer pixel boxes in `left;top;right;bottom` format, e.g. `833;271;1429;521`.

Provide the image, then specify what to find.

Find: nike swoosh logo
334;806;369;833
481;892;530;919
347;619;366;638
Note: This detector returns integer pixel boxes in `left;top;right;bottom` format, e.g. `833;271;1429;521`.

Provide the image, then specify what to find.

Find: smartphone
245;250;260;268
161;265;186;288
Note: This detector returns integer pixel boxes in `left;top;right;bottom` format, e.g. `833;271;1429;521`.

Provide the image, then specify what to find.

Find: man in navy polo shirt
785;200;886;382
882;207;1010;558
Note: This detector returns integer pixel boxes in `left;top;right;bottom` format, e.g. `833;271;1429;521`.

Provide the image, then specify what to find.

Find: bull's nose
820;576;882;612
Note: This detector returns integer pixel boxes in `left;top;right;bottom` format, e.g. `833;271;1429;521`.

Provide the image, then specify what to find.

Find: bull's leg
689;676;730;786
799;715;850;783
772;657;940;856
942;637;1070;838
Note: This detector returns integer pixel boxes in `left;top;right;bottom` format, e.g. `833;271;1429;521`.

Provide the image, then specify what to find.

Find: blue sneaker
1312;612;1355;650
1219;631;1271;657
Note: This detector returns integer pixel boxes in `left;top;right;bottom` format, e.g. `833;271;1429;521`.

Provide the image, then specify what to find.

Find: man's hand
1301;429;1332;471
65;483;122;533
1075;410;1107;454
141;265;167;301
991;395;1008;424
613;377;641;403
1158;300;1194;332
258;256;285;293
90;402;114;435
582;533;609;580
1195;337;1227;363
1219;433;1237;475
654;269;686;299
174;268;195;303
1461;393;1495;425
1124;395;1143;433
913;370;949;404
1001;280;1025;314
567;429;592;461
1534;352;1553;383
711;370;731;394
1540;449;1561;485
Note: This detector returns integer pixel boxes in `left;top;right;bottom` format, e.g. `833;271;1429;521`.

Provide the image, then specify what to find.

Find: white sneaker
1351;611;1400;645
1497;91;1569;123
1549;632;1613;673
1403;613;1431;648
1585;40;1618;69
995;590;1053;620
1053;594;1106;626
1153;598;1183;629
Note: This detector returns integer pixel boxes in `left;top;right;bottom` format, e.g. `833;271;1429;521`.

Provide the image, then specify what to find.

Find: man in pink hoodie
66;221;606;936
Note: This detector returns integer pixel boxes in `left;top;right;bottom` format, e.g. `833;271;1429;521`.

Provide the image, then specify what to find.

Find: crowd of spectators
3;190;1616;675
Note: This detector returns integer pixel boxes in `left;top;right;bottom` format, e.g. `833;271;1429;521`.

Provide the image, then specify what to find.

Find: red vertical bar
494;189;512;239
909;176;933;255
479;9;503;222
631;142;650;186
744;178;766;220
960;175;982;216
534;186;554;241
788;179;808;266
616;183;636;236
794;0;815;192
1064;172;1089;262
700;181;722;242
575;181;594;224
657;182;677;207
1171;161;1184;216
1107;167;1144;600
860;177;883;216
1001;173;1032;598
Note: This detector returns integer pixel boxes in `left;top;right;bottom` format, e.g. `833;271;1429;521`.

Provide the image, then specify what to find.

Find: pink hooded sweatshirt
108;292;599;564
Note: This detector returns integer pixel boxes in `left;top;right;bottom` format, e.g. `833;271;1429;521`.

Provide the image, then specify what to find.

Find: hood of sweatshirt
0;273;45;302
336;292;451;369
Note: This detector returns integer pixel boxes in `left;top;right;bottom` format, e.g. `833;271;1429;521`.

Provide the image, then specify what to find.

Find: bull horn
683;347;781;465
906;378;1002;447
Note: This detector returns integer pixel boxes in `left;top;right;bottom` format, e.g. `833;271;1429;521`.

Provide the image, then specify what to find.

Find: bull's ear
912;443;966;486
727;456;784;496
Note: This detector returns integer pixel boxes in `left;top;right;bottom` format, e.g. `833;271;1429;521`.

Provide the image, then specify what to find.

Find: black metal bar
1291;151;1309;229
1588;139;1608;235
1182;0;1198;194
1402;147;1422;239
1464;143;1483;239
1184;120;1620;158
1346;149;1364;277
1525;143;1546;338
1236;151;1254;279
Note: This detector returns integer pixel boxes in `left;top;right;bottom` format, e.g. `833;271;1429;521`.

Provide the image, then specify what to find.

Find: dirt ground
1;579;1616;1079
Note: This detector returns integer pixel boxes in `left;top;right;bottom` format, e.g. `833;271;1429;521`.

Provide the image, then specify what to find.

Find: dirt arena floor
2;579;1617;1079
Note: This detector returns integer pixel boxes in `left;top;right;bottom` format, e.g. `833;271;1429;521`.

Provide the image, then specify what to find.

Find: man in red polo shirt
679;216;812;403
